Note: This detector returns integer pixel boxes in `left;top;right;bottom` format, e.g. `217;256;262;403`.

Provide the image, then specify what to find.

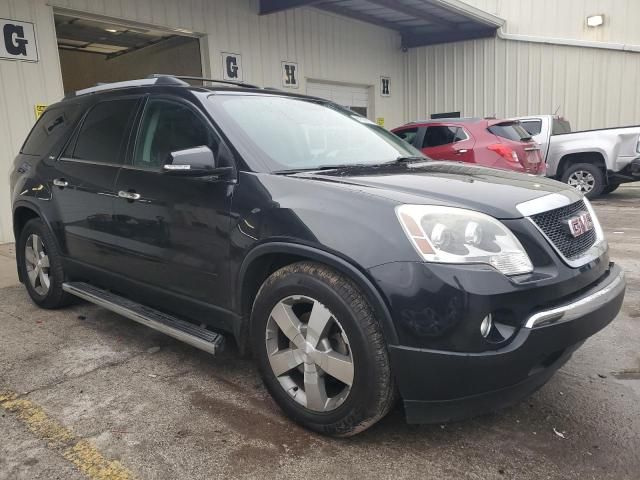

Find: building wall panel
462;0;640;45
406;35;640;132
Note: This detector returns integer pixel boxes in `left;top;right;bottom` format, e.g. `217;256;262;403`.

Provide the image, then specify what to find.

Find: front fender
235;241;399;346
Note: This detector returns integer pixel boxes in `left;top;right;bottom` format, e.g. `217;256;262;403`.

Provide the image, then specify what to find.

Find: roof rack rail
66;76;189;99
147;74;260;89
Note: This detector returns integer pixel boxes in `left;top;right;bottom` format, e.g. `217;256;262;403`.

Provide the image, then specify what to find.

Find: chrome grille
530;200;597;259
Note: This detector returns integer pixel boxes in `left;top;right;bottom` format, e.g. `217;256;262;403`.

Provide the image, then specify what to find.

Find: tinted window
394;128;418;145
134;99;215;168
423;126;459;148
521;120;542;136
454;128;468;142
552;118;572;135
72;99;138;164
20;106;80;156
488;122;532;142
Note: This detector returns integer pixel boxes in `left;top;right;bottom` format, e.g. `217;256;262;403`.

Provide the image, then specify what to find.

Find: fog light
480;314;493;338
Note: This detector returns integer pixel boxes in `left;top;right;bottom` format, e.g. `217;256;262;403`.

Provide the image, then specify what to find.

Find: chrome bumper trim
524;268;626;329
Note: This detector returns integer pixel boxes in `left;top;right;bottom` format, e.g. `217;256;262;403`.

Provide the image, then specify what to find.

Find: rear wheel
251;262;395;437
17;218;72;309
561;163;605;199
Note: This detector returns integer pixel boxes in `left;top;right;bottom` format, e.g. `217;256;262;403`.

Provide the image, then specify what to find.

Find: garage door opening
54;13;203;94
306;81;370;118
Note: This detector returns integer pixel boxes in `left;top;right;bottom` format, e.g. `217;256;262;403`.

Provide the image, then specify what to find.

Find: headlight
396;205;534;275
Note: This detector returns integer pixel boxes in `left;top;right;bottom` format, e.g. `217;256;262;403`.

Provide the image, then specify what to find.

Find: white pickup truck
512;115;640;198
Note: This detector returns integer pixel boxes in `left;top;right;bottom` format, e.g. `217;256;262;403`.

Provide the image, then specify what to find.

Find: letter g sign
0;19;38;62
4;24;28;55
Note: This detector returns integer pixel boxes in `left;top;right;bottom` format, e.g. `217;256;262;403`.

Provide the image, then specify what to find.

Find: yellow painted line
0;391;134;480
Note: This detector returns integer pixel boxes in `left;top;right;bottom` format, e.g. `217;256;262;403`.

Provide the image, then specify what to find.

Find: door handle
53;178;68;188
118;190;141;201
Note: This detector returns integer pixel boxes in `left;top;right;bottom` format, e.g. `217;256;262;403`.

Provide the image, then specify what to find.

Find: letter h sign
380;76;390;97
282;61;299;88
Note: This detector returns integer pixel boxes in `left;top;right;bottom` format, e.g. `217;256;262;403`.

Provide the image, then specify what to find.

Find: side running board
62;282;225;355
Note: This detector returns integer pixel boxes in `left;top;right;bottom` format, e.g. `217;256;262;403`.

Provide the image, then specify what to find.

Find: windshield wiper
386;155;431;165
392;156;428;163
273;164;377;174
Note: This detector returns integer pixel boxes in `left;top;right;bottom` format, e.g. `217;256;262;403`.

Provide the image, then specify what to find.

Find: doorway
306;80;371;118
54;13;203;94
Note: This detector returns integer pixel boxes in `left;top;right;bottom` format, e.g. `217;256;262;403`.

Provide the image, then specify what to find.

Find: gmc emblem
566;211;594;238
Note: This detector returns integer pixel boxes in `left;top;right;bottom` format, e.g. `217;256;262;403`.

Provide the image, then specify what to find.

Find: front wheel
561;163;605;199
251;262;395;437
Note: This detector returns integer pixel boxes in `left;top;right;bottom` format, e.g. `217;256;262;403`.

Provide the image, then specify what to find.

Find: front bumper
386;264;625;424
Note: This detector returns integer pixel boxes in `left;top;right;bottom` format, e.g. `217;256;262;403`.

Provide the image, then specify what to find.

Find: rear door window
454;127;468;142
488;122;532;142
20;106;80;156
423;126;459;148
70;99;139;164
394;127;419;145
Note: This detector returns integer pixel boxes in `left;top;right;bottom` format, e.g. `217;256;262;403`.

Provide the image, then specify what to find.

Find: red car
392;118;545;175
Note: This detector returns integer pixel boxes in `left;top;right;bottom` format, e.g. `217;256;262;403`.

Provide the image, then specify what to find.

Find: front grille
530;200;597;259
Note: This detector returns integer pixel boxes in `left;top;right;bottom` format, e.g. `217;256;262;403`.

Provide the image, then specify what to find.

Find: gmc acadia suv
10;75;625;436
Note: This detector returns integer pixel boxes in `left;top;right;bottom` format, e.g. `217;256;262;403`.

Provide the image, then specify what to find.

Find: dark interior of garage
54;14;203;94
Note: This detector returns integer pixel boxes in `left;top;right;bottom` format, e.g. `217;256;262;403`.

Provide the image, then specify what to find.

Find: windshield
207;94;424;172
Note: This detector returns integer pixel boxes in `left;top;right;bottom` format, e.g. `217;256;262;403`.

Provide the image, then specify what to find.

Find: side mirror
163;146;231;177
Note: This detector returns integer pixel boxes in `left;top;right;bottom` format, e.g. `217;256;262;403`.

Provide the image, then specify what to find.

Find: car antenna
554;105;561;115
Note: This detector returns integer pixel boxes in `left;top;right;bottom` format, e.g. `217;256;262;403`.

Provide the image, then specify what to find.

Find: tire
251;261;395;437
17;218;73;309
561;163;605;199
602;183;620;195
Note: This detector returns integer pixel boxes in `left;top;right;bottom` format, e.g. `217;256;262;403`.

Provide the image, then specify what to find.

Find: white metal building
408;0;640;132
0;0;639;244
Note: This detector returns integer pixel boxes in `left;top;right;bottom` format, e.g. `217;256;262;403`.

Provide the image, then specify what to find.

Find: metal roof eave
432;0;505;29
402;27;498;49
259;0;505;48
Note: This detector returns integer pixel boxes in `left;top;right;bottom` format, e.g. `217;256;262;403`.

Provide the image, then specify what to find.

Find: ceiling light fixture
586;15;604;27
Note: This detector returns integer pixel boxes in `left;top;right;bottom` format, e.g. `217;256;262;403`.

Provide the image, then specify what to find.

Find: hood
291;162;579;219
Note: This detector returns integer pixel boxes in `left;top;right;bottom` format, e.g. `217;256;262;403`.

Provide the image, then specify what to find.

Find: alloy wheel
24;234;51;296
265;295;354;412
567;170;596;193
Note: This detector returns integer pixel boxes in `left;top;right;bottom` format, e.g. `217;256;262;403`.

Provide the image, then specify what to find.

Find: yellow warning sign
376;117;385;127
34;104;47;119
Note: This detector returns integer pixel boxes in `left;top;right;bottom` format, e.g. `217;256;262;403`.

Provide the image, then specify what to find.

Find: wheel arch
12;202;51;284
557;151;607;178
13;204;41;241
235;242;399;353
